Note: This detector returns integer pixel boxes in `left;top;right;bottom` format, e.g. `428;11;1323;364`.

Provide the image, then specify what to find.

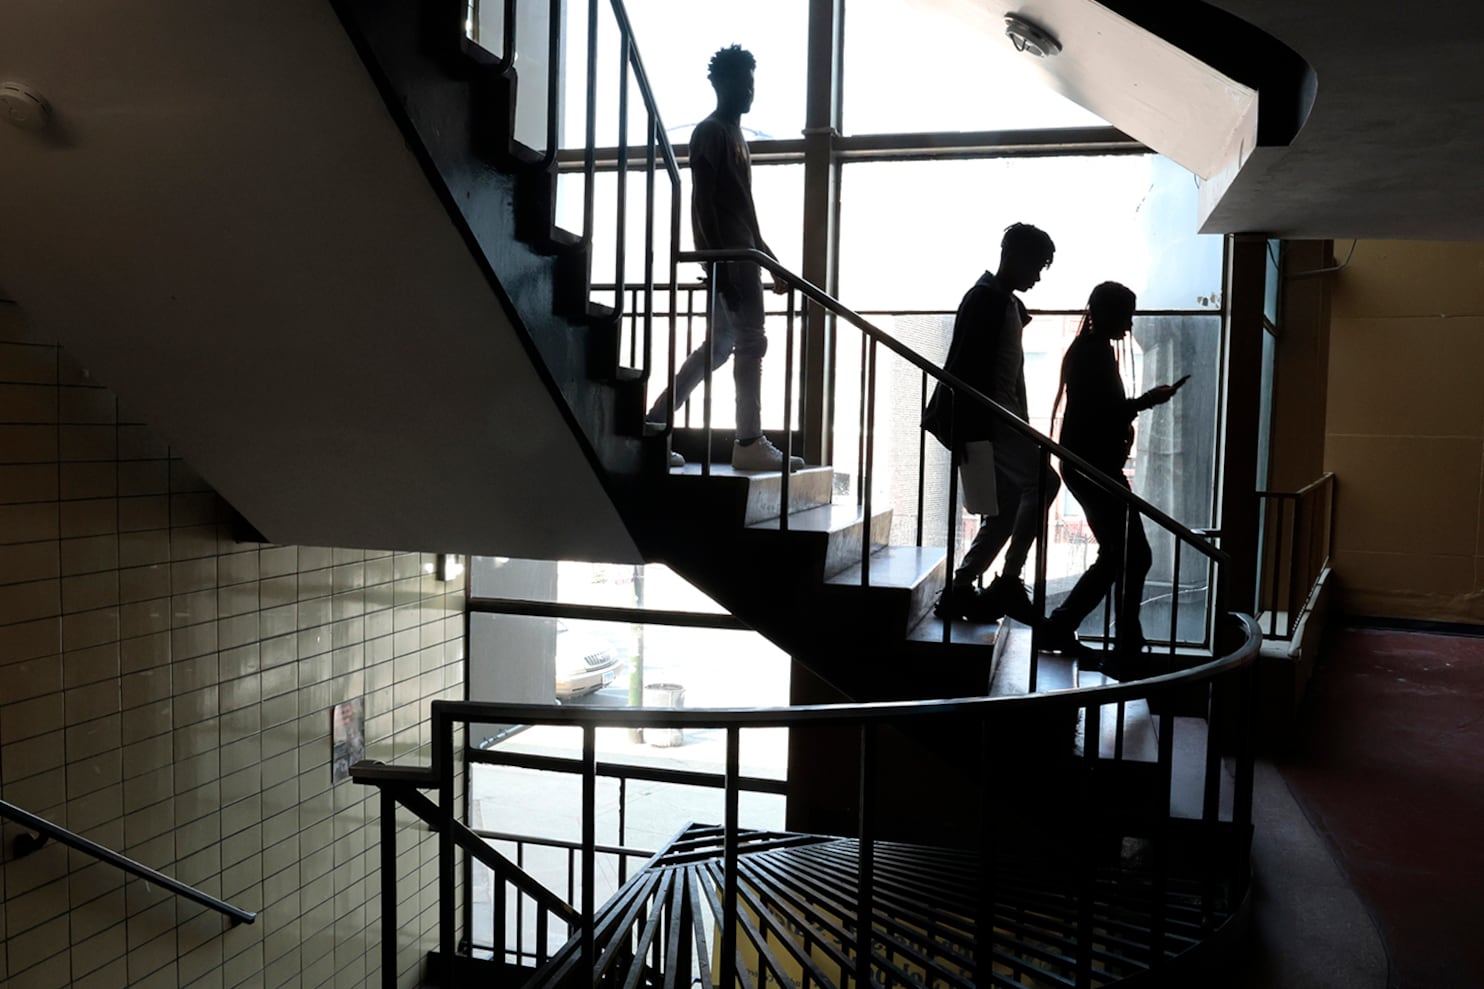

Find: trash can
642;683;685;748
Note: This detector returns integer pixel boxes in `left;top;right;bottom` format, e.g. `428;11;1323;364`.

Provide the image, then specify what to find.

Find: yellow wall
0;301;465;989
1324;240;1484;622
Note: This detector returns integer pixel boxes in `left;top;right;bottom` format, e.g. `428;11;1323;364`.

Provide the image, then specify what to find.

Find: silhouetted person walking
925;222;1060;623
648;45;800;472
1041;281;1185;671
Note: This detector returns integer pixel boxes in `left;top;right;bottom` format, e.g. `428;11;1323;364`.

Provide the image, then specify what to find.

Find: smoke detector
0;82;51;131
1005;15;1062;58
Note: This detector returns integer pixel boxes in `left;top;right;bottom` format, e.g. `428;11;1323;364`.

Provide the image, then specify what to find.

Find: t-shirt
689;114;756;251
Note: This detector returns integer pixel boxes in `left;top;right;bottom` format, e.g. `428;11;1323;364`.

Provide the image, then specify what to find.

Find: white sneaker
731;435;804;472
668;450;685;468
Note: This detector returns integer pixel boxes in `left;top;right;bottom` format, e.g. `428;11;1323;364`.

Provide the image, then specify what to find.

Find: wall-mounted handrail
677;247;1227;565
0;798;257;926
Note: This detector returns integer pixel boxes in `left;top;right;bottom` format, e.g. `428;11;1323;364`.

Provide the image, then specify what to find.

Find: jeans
1047;464;1152;648
648;262;767;440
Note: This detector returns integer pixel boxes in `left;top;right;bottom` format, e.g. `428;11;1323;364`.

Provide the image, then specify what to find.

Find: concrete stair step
824;545;948;631
665;463;834;525
747;503;892;580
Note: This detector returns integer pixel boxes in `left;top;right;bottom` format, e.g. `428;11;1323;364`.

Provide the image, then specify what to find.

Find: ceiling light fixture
0;82;50;131
1004;15;1062;58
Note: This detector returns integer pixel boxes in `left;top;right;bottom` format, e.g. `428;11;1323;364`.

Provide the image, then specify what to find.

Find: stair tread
746;502;881;534
906;615;1004;647
668;463;831;482
824;545;946;590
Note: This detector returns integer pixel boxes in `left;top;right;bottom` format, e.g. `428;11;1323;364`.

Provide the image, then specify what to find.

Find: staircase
330;0;1102;706
321;3;1257;986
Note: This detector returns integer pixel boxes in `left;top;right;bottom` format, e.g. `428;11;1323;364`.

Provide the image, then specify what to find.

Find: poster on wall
331;698;365;784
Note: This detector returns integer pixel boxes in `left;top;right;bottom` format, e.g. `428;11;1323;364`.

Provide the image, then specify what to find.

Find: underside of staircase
333;0;1013;710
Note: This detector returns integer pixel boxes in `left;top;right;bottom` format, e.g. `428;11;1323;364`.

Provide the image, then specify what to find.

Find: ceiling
929;0;1484;241
1194;0;1484;240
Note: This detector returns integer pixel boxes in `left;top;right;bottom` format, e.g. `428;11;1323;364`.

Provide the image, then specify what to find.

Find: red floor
1280;627;1484;989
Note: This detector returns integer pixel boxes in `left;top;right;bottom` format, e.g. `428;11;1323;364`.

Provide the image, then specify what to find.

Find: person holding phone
1041;281;1186;672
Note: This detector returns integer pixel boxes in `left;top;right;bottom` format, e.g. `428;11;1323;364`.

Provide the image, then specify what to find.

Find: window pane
562;0;808;150
838;155;1225;312
843;0;1107;135
470;558;728;614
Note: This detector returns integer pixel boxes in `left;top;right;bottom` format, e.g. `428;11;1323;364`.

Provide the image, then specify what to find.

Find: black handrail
398;615;1258;788
678;248;1226;564
359;614;1261;989
0;798;257;926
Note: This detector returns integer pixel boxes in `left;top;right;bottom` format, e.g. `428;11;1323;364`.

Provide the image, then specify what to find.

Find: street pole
628;564;645;742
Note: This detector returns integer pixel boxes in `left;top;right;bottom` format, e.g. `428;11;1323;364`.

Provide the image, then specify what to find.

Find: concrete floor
1220;761;1387;989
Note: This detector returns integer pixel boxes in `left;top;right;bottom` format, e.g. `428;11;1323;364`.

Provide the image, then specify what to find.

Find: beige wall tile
8;913;70;973
0;501;60;542
116;425;168;462
59;461;119;500
0;344;464;989
0;342;58;384
62;571;120;614
0;463;59;503
0;382;59;423
63;642;121;688
58;424;116;462
0;578;60;624
59;498;117;538
58;386;116;425
60;534;119;576
117;460;169;497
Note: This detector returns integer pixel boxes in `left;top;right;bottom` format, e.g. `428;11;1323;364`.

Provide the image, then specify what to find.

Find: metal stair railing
0;798;256;926
469;0;685;385
354;612;1262;989
1255;472;1335;640
678;247;1229;670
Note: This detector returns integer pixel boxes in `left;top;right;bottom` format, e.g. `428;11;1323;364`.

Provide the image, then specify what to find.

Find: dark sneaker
988;576;1039;625
933;583;976;621
961;587;1007;623
1039;623;1101;662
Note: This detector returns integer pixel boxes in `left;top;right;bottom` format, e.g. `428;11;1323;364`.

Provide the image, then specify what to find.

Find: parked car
555;621;625;700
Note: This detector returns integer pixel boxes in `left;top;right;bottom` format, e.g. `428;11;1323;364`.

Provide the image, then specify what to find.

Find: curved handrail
422;614;1259;735
0;799;257;926
678;247;1226;565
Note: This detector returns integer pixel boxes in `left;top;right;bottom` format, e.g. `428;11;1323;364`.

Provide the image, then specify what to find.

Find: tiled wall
1325;241;1484;622
1;300;466;989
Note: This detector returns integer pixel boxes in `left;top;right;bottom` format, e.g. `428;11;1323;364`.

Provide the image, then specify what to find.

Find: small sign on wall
331;698;365;784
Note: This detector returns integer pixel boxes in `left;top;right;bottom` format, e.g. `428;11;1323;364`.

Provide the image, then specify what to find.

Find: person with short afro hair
647;45;801;472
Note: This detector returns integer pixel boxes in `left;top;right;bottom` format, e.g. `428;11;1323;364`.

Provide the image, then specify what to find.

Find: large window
838;154;1224;312
558;0;808;150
